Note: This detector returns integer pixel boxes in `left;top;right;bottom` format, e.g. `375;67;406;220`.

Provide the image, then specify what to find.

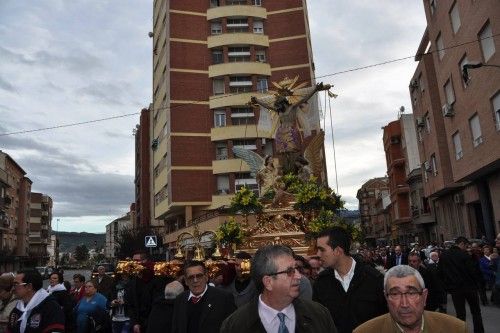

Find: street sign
145;235;157;248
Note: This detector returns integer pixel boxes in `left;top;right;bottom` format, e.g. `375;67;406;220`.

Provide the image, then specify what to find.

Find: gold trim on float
169;9;206;17
170;100;209;105
171;68;209;74
170;38;207;45
267;7;303;16
170;132;211;137
269;34;307;43
271;63;310;72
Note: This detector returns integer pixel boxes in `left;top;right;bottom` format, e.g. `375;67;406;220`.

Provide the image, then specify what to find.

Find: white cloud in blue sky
0;0;427;232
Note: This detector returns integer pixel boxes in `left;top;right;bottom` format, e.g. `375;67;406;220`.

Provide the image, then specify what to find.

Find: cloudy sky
0;0;426;233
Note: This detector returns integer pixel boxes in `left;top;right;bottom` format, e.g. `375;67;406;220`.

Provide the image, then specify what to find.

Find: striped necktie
277;313;289;333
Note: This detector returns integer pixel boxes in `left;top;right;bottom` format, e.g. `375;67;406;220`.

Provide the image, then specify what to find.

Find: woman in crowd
75;280;108;333
0;274;17;333
48;272;75;332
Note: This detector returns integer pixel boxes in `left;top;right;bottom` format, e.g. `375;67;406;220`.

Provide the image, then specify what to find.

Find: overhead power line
0;33;497;137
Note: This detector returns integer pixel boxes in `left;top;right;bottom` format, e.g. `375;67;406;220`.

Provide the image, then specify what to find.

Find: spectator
313;227;387;333
307;256;322;281
47;272;75;332
70;274;85;303
408;252;445;312
129;252;155;333
171;260;236;333
491;233;500;306
387;245;408;268
353;265;468;332
479;245;494;291
438;236;484;333
146;281;184;333
110;273;132;333
425;251;447;313
75;281;109;333
7;269;65;333
92;265;115;302
0;274;17;333
220;245;336;333
220;252;257;307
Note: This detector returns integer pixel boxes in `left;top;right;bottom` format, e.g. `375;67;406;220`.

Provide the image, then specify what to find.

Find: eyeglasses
267;266;299;277
386;289;423;301
186;273;205;282
13;282;28;287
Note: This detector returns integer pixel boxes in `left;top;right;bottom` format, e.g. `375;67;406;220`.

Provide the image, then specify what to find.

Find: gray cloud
75;81;133;105
0;75;16;92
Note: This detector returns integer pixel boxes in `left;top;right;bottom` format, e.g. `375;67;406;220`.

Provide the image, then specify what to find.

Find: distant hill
54;231;105;253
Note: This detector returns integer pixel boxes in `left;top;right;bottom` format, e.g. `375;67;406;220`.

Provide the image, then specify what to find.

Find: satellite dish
399;106;405;113
148;32;154;38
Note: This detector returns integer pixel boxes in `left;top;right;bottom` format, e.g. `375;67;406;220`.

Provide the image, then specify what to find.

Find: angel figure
232;147;279;196
250;76;331;154
299;131;326;183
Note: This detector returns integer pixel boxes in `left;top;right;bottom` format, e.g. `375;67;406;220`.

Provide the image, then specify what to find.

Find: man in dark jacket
146;280;184;333
387;245;408;268
221;245;336;333
8;269;65;333
438;236;484;333
313;227;387;333
91;266;114;302
220;251;258;307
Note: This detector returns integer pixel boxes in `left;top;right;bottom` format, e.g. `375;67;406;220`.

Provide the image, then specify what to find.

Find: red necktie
191;296;201;304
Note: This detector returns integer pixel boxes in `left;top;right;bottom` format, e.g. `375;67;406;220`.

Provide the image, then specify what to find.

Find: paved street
447;292;499;333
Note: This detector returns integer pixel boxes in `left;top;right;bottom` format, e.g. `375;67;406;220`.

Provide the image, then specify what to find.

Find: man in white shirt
221;245;335;333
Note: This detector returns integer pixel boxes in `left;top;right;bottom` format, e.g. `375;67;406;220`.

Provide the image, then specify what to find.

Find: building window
425;113;431;133
228;46;250;62
492;92;500;131
444;79;455;105
253;20;264;34
459;55;469;87
429;0;437;15
235;173;259;195
452;132;463;160
214;110;226;127
227;18;248;33
216;175;230;195
436;33;445;60
256;50;266;62
253;0;262;5
232;139;256;150
212;49;223;64
213;78;225;95
210;0;220;7
479;21;495;62
227;0;246;4
430;154;438;176
449;2;461;34
211;21;222;35
229;76;252;93
257;77;268;93
469;114;483;147
215;142;228;160
231;107;254;125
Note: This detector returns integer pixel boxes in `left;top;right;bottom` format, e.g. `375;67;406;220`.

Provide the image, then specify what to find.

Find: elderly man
172;261;235;333
221;245;336;333
146;281;185;333
313;227;387;333
388;245;408;268
354;265;468;332
8;269;65;333
92;265;114;302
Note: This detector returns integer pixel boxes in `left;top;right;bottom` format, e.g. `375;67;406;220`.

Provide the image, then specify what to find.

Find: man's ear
262;276;273;291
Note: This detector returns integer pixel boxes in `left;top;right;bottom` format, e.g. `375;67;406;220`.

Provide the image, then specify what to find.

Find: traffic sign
145;235;157;248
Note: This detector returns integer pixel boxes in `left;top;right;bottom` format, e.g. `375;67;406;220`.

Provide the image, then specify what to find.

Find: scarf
16;289;49;333
47;283;66;293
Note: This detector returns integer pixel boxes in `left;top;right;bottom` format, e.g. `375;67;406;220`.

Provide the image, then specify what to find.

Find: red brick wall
171;170;213;202
170;136;212;166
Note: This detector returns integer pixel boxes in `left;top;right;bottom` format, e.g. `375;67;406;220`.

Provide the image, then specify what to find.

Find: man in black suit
171;260;236;333
388;245;408;268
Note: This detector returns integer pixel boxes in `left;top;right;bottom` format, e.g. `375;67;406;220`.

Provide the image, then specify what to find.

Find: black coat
51;290;76;332
438;245;483;292
220;296;336;333
171;286;236;333
387;253;408;268
145;297;175;333
8;295;65;333
313;261;387;333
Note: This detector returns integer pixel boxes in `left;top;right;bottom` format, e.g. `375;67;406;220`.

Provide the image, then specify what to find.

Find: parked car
91;263;115;279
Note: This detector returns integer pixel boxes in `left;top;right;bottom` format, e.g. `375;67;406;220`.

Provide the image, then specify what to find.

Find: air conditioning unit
442;103;454;117
453;193;464;204
423;161;431;172
416;117;425;128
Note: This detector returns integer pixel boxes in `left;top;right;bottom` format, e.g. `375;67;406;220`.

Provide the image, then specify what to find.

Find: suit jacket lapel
198;286;212;329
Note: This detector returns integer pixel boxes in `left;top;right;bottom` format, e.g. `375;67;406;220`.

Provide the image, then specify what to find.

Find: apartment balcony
209;62;271;78
0;196;12;208
208;32;269;49
41;195;49;203
211;124;272;141
0;169;7;184
41;211;49;217
213;158;250;174
207;5;267;21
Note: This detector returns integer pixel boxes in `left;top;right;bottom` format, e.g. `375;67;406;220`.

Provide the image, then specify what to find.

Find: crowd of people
0;231;498;333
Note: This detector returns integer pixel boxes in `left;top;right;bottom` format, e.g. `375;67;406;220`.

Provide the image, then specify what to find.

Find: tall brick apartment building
149;0;324;246
410;0;500;241
29;192;52;266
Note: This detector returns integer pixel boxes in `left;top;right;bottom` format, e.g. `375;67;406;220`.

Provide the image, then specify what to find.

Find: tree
74;244;89;262
115;226;160;260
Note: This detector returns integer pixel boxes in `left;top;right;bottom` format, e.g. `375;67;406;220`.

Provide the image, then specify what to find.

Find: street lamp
462;63;500;83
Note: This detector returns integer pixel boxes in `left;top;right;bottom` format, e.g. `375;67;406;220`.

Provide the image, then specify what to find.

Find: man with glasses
7;269;65;333
353;265;468;332
221;245;336;333
313;227;387;333
171;261;235;333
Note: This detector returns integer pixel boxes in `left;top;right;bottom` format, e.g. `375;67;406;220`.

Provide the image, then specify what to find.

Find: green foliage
290;176;344;213
74;244;89;262
308;208;363;243
230;186;263;215
215;217;244;246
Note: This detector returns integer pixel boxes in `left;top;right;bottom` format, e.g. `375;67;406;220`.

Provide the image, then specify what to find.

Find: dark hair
50;272;64;283
251;245;293;293
183;260;206;275
317;226;351;255
455;236;469;245
294;255;307;266
17;269;43;291
73;274;85;282
235;251;252;260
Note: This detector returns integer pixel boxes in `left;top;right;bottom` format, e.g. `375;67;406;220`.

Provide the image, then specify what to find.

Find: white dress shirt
334;257;356;292
258;294;296;333
188;284;208;301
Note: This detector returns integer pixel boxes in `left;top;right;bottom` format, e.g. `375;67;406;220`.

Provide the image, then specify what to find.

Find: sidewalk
446;292;499;333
